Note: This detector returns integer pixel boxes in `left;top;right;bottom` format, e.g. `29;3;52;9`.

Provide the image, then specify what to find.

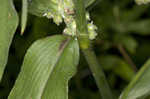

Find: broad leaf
8;35;79;99
120;59;150;99
0;0;18;80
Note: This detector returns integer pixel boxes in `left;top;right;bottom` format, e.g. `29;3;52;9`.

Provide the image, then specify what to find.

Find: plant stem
117;44;137;72
73;0;114;99
82;48;114;99
73;0;90;49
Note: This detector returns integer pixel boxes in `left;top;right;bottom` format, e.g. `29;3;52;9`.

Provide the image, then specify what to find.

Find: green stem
73;0;114;99
73;0;90;49
83;48;114;99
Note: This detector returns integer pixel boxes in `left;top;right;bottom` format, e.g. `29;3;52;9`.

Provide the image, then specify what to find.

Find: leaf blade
120;59;150;99
8;35;79;99
0;0;18;80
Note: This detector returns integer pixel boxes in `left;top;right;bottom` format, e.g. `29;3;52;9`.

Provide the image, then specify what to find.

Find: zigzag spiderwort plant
1;0;150;98
39;0;113;99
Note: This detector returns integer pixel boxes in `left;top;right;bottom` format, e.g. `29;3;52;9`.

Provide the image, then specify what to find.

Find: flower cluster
43;0;98;40
135;0;150;5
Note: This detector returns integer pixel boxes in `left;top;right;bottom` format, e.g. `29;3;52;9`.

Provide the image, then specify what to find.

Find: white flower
88;22;98;40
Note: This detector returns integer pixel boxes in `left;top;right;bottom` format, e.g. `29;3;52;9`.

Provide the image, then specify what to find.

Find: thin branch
117;44;137;72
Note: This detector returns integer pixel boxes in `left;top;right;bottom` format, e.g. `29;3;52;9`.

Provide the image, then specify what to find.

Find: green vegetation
0;0;150;99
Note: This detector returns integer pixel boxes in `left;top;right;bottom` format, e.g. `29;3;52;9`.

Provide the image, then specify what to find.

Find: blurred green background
0;0;150;98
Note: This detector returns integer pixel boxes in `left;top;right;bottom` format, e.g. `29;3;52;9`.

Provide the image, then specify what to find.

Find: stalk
73;0;114;99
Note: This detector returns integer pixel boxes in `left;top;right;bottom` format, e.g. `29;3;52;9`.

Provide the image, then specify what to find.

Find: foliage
0;0;150;99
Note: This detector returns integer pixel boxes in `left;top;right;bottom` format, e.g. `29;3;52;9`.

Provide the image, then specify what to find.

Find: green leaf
120;59;150;99
8;35;79;99
0;0;18;80
99;55;135;81
127;19;150;35
121;5;148;22
21;0;28;34
114;35;138;54
85;0;96;7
